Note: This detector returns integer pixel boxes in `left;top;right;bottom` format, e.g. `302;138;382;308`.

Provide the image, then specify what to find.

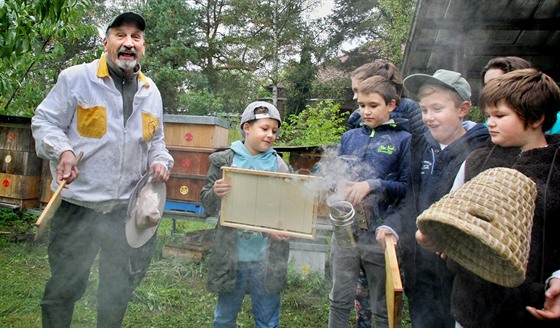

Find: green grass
0;218;410;327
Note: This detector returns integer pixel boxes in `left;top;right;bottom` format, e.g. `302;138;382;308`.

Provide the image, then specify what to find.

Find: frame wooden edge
219;221;317;240
222;166;321;180
385;234;403;328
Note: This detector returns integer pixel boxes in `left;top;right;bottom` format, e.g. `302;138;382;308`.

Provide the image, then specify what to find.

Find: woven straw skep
417;167;537;287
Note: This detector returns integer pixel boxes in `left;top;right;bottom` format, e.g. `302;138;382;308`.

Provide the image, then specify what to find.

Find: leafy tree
0;0;412;120
376;0;416;64
327;0;416;65
284;39;318;116
189;0;320;111
311;63;350;104
142;0;199;113
465;105;485;123
328;0;382;47
0;0;96;116
179;88;224;116
1;0;76;58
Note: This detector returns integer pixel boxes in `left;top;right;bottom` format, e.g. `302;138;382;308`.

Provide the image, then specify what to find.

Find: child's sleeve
276;154;290;173
200;155;223;216
546;270;560;287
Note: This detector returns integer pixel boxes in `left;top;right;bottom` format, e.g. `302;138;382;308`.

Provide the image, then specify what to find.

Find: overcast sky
310;0;334;19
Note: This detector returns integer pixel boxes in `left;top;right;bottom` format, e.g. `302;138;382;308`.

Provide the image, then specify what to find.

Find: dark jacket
346;97;427;137
200;149;290;294
383;122;490;239
337;118;411;226
449;135;560;328
377;122;488;326
383;122;489;286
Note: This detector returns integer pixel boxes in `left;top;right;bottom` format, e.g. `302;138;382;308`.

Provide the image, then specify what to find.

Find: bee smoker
328;201;356;247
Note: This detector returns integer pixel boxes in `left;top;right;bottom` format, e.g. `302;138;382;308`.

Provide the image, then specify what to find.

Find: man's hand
526;278;560;321
56;151;80;185
150;163;170;182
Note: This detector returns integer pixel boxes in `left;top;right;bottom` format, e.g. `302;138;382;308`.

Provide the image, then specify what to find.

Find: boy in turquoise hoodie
201;101;290;328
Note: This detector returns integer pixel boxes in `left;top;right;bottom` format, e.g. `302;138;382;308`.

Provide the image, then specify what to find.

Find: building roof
401;0;560;104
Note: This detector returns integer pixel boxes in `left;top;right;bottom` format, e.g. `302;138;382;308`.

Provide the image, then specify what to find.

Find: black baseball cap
106;12;146;32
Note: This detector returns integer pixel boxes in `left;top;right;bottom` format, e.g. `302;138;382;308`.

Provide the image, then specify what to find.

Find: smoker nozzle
328;201;355;221
328;201;356;247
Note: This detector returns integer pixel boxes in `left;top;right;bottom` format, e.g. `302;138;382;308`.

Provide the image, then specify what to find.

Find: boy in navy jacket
328;75;411;328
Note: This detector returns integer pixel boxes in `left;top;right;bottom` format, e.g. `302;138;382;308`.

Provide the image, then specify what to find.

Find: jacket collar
97;53;150;88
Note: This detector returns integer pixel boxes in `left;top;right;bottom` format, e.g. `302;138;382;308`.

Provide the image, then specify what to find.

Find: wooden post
385;234;403;328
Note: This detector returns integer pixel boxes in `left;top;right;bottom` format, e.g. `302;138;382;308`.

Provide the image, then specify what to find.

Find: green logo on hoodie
377;145;395;155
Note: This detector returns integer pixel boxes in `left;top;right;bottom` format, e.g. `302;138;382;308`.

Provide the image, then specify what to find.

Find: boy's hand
376;228;395;250
268;232;289;241
416;230;448;260
526;278;560;320
213;178;231;198
416;230;444;253
338;180;370;206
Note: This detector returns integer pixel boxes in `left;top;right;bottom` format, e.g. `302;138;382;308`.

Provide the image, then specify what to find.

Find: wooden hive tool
34;151;84;242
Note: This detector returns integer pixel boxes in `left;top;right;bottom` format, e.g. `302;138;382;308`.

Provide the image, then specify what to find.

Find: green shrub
278;100;346;147
466;105;486;123
0;208;37;235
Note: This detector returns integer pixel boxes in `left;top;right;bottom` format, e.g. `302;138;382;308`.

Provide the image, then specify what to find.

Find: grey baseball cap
239;101;282;136
404;69;471;101
107;12;146;33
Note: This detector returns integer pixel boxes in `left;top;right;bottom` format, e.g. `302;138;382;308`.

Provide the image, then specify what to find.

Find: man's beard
115;57;137;72
115;47;138;72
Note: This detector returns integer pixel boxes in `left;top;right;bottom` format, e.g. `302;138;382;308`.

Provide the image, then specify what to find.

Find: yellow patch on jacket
77;105;107;138
142;112;158;142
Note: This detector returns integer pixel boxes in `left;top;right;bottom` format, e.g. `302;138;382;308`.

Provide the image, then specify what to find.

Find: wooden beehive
0;115;42;209
163;115;229;148
163;115;229;208
166;174;206;203
40;160;54;206
168;146;214;176
0;148;42;176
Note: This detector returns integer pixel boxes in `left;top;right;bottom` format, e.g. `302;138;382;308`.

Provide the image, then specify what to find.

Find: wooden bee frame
220;167;320;239
385;234;403;328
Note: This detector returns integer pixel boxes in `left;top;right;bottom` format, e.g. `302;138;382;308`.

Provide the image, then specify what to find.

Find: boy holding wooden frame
200;101;290;328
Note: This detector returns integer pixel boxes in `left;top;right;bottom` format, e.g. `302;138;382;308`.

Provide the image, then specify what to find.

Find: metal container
328;200;356;247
